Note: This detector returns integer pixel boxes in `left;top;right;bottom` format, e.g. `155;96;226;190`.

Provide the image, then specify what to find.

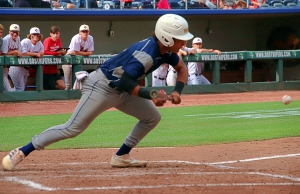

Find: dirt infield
0;90;300;193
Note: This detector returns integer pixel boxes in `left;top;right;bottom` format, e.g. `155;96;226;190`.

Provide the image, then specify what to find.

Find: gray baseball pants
32;69;161;150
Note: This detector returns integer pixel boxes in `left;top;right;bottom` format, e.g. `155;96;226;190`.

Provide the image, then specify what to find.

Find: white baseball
282;95;292;105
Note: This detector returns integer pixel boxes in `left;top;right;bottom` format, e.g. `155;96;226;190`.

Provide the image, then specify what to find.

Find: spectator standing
152;63;169;86
249;0;266;8
187;37;221;85
157;0;171;9
2;24;23;91
0;24;16;92
1;14;193;170
221;0;234;8
121;0;132;8
62;24;94;89
43;26;66;90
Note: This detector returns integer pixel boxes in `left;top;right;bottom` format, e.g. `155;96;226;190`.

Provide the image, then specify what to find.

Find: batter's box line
3;172;300;182
1;177;300;191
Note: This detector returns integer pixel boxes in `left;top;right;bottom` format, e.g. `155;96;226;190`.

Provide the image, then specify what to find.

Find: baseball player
43;26;66;90
2;14;193;170
2;24;24;91
187;37;221;85
166;65;177;86
0;24;16;92
152;63;169;86
9;27;44;91
62;24;94;90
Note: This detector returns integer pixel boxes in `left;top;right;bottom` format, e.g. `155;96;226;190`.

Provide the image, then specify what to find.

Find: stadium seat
287;2;297;6
266;0;281;6
273;2;284;7
169;2;181;9
282;0;293;5
259;3;271;8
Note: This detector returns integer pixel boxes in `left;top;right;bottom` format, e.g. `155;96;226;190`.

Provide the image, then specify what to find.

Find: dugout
0;8;300;101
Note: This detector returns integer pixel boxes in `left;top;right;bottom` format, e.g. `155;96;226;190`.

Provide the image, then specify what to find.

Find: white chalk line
207;153;300;165
1;152;299;191
185;107;300;119
1;176;300;191
2;172;300;182
4;152;297;168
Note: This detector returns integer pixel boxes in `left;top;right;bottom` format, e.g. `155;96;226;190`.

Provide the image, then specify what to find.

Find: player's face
31;33;40;42
50;31;60;41
0;29;3;38
192;43;202;49
79;30;89;40
170;38;186;53
9;30;19;40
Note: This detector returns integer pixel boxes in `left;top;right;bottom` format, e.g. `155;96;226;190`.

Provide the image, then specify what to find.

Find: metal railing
0;50;299;102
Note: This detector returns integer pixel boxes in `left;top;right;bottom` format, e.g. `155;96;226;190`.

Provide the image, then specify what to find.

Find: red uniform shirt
43;37;62;74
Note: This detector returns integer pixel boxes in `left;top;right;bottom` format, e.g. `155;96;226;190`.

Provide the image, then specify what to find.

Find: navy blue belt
188;73;201;76
154;76;166;80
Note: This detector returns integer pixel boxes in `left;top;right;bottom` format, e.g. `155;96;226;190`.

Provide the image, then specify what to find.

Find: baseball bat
150;90;174;101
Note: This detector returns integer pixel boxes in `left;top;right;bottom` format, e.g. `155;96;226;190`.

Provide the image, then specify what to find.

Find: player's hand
169;91;181;104
36;52;43;58
58;49;66;55
17;51;22;58
151;90;168;107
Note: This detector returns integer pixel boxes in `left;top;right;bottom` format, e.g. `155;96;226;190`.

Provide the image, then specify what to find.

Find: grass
0;101;299;151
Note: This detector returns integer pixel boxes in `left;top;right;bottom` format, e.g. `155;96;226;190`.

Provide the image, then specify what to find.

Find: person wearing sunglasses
62;24;94;90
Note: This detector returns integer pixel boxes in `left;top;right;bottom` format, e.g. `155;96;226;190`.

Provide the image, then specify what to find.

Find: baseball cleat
2;148;25;171
110;154;147;168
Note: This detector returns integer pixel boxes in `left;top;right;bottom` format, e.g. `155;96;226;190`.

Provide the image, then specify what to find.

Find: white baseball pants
8;66;29;91
187;74;211;85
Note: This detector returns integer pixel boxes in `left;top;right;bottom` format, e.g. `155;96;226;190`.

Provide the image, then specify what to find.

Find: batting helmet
155;14;193;47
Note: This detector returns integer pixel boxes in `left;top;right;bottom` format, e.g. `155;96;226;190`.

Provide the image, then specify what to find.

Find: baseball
282;95;292;105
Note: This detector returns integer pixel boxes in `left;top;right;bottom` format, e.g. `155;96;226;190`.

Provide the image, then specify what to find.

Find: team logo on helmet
291;51;296;57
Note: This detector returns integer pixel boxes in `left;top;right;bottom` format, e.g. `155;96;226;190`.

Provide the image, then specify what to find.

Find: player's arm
197;48;221;55
171;58;188;104
73;50;93;56
118;71;169;106
6;50;22;57
23;51;42;58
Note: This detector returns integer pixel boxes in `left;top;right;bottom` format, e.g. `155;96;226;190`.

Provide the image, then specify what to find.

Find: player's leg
54;73;66;90
152;75;160;86
20;68;29;91
62;65;72;89
8;66;22;91
111;95;161;167
166;70;177;86
200;75;211;84
2;69;120;170
187;74;198;85
3;67;16;92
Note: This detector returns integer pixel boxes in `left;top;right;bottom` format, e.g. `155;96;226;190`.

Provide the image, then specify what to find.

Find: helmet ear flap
157;31;174;47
